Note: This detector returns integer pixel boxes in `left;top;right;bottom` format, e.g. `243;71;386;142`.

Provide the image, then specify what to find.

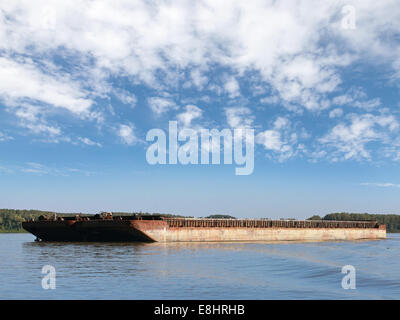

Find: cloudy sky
1;0;400;218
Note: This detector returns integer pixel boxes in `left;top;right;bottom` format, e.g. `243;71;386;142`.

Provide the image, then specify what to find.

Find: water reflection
0;234;399;299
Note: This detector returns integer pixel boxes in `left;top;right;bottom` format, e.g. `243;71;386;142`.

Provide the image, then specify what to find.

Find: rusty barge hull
22;216;387;242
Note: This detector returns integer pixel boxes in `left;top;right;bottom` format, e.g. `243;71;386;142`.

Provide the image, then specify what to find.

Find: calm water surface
1;233;400;299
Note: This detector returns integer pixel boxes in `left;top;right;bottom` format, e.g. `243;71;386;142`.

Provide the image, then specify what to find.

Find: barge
22;213;386;242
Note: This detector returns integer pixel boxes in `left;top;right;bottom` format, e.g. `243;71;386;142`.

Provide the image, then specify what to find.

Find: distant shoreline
2;209;400;233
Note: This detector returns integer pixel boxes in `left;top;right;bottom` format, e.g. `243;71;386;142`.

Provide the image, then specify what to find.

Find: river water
1;233;400;299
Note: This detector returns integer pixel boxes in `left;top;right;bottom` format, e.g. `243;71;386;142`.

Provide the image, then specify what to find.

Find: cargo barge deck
22;213;386;242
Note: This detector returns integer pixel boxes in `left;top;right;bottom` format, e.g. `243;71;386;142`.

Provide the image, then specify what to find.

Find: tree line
307;212;400;233
0;209;80;232
1;209;400;233
0;209;189;232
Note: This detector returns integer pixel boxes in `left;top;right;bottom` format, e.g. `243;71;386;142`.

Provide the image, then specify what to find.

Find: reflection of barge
22;213;386;242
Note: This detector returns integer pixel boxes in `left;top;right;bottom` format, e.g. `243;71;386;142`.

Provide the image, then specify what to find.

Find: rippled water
1;233;400;299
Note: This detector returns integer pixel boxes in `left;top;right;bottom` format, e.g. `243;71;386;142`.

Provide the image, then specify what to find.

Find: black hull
22;221;154;242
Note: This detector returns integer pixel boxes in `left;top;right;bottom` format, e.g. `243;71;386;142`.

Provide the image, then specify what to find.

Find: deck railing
163;218;379;229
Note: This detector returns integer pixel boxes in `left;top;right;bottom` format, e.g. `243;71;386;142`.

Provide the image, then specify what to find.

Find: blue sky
1;0;400;218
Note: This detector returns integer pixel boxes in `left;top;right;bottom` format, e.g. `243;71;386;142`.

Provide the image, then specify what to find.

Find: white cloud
225;107;254;129
256;116;299;161
332;95;354;106
257;130;284;151
190;69;208;90
0;1;399;105
332;88;381;111
1;0;400;162
118;124;138;145
14;162;95;176
268;55;343;111
329;108;344;118
223;76;240;98
177;105;202;128
0;57;92;114
354;99;381;110
77;137;102;147
147;97;178;115
273;117;290;130
0;132;13;142
0;1;362;113
361;182;400;188
9;103;61;136
20;162;54;175
260;96;280;105
320;113;399;160
24;122;61;136
0;56;95;140
113;89;137;108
